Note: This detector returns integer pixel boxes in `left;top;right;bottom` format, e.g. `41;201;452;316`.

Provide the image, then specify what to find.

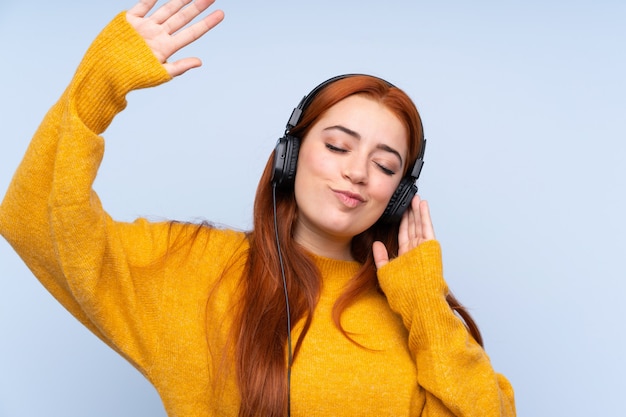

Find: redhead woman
0;1;515;416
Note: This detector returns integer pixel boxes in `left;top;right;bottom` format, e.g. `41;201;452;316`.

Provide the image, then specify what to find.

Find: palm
373;196;435;269
126;0;224;76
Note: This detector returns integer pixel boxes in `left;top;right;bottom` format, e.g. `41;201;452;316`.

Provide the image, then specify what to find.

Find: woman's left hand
373;195;435;269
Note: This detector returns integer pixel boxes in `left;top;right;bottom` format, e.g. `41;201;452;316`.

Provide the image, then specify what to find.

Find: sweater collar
308;253;361;297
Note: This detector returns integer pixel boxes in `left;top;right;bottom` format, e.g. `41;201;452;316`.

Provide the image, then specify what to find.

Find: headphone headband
286;74;396;132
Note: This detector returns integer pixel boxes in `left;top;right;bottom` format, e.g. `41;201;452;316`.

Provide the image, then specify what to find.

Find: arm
0;0;225;369
374;197;516;417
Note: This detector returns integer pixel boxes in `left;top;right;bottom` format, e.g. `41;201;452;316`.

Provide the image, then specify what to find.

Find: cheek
294;149;321;195
297;145;334;181
371;176;402;203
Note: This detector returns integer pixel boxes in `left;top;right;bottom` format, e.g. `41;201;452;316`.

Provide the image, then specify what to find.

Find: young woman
0;1;515;416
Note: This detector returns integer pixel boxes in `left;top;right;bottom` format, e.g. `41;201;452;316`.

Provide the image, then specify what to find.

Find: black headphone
271;74;426;224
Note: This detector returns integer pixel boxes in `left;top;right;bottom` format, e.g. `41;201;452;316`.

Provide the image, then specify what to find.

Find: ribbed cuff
377;240;450;325
69;12;172;134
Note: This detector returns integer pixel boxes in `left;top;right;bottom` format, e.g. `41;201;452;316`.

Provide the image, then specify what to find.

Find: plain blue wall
1;1;625;416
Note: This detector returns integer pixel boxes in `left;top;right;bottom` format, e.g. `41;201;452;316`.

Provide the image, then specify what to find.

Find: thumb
163;57;202;77
373;241;390;269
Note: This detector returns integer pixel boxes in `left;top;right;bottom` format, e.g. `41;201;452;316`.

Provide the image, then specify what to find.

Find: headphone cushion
272;135;300;188
380;178;417;223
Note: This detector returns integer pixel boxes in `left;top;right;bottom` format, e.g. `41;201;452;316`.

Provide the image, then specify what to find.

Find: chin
326;222;370;240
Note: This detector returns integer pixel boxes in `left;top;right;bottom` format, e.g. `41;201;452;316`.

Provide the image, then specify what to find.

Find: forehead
316;95;409;155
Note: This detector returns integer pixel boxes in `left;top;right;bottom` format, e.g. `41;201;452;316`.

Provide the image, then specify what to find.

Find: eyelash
376;163;396;176
325;143;397;176
325;143;347;153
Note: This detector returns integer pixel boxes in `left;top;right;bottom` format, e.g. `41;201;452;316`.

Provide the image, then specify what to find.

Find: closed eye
325;143;348;153
375;162;396;176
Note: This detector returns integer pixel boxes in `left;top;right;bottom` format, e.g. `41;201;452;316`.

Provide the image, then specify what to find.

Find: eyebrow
323;125;404;166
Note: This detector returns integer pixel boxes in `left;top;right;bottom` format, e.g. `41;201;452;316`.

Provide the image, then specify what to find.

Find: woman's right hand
373;196;436;269
126;0;224;77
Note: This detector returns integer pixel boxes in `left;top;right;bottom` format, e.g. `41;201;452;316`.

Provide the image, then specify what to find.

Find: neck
293;225;354;261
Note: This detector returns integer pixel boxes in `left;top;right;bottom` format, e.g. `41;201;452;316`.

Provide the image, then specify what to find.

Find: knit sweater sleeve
377;240;516;417
0;13;237;374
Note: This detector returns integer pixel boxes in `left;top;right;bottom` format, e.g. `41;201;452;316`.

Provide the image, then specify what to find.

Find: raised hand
373;196;436;269
126;0;224;77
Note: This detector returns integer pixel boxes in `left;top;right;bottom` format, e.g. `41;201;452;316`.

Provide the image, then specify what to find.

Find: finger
150;0;194;25
127;0;159;18
410;195;422;242
164;0;218;34
399;195;421;254
372;241;390;269
170;9;224;51
163;57;203;77
419;200;436;241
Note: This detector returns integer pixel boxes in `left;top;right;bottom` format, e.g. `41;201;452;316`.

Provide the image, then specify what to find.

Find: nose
343;154;368;184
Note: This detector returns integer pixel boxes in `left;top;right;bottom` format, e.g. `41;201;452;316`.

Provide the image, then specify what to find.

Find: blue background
1;1;625;416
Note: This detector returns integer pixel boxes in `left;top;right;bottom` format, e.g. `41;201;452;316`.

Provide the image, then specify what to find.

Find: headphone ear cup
271;135;301;189
380;178;417;223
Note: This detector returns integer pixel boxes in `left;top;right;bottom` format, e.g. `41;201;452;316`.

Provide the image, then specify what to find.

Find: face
293;94;409;254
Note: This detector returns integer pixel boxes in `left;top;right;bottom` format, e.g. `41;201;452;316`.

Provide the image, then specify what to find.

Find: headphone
271;74;426;223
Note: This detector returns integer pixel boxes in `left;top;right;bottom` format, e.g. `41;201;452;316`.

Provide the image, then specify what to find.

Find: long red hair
234;75;482;417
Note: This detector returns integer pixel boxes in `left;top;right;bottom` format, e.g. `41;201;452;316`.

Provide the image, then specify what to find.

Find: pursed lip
332;188;366;207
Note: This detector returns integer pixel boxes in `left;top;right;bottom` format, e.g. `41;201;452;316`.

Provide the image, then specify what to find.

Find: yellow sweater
0;12;515;417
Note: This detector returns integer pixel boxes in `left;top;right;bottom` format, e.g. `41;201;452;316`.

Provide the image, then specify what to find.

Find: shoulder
164;220;249;253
